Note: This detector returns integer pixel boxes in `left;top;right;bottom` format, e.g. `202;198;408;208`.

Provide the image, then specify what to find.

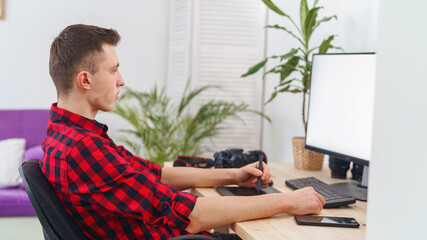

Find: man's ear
76;71;91;90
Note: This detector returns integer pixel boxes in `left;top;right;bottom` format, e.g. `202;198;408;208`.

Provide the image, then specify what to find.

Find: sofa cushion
0;187;35;216
23;145;43;162
0;138;26;188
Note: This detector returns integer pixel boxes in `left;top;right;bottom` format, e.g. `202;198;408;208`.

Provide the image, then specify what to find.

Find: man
41;24;325;240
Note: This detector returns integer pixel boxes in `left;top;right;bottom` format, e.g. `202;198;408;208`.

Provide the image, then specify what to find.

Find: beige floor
0;217;44;240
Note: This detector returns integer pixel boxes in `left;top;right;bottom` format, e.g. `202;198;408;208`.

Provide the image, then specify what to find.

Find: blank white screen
306;54;376;161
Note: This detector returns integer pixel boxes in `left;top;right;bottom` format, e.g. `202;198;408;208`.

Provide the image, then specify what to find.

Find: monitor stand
331;166;369;201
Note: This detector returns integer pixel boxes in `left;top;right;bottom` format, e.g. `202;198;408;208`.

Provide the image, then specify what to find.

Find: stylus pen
257;154;263;195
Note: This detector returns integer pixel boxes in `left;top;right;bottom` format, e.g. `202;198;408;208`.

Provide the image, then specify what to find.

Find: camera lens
329;157;350;179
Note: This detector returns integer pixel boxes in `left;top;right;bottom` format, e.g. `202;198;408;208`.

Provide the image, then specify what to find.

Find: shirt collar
50;103;108;136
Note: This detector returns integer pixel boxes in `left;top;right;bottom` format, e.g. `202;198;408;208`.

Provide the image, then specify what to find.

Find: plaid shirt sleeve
68;135;197;229
116;145;162;181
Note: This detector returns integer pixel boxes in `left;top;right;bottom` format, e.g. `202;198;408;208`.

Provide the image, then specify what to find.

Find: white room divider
167;0;267;156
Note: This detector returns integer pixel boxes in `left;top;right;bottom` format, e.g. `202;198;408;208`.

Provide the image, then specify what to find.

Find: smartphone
294;215;360;228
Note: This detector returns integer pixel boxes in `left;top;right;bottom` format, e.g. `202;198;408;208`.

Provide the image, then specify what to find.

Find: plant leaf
280;56;300;81
304;7;322;43
266;25;305;46
245;109;272;123
264;65;281;77
313;0;319;8
262;0;302;36
262;0;286;16
300;0;308;35
314;15;337;29
277;85;290;93
266;84;302;105
280;48;299;62
241;59;268;77
319;35;335;53
331;45;345;52
265;91;277;104
178;84;219;116
288;89;303;93
278;79;294;87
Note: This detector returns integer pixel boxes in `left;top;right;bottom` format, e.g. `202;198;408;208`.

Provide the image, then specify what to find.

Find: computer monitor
305;53;376;201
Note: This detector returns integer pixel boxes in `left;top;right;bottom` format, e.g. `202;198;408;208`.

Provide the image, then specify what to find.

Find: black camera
214;149;267;168
329;157;350;179
329;157;364;180
351;163;364;181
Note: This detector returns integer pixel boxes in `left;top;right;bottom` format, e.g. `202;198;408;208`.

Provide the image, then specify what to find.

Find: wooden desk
190;163;367;240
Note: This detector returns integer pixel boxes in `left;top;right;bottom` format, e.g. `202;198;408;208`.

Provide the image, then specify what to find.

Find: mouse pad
216;186;281;196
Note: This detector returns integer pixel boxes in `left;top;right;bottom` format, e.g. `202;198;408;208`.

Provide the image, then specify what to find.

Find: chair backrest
19;159;217;240
19;159;88;240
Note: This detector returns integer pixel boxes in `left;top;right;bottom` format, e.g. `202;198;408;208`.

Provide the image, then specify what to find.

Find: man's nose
117;71;125;86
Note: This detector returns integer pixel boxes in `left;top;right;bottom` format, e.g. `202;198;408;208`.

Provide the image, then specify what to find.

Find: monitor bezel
304;52;375;167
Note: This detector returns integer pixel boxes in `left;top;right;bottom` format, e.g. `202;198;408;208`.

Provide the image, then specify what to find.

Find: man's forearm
186;188;325;233
186;194;287;233
161;167;238;189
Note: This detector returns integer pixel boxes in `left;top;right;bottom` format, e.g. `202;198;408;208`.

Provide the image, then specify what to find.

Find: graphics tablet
216;186;281;196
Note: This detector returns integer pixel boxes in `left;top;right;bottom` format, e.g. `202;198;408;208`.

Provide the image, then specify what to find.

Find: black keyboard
285;177;356;208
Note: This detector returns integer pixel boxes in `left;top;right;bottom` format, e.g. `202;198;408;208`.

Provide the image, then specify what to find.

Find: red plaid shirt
40;103;198;240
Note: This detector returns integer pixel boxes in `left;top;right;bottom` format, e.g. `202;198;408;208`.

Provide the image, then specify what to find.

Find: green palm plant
242;0;342;134
111;85;270;166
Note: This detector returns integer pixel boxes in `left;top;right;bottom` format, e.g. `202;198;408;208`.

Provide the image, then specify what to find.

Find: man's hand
283;187;326;215
235;162;271;188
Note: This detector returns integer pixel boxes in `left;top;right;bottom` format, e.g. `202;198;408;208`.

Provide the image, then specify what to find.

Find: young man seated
40;24;325;240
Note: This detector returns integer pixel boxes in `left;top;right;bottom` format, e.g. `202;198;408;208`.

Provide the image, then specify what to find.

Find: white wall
262;0;378;162
0;0;169;137
367;0;427;239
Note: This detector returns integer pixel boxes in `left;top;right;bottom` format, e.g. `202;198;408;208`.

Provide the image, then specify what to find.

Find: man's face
87;44;124;112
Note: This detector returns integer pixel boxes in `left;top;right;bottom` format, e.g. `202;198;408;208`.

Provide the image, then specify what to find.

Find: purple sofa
0;109;50;216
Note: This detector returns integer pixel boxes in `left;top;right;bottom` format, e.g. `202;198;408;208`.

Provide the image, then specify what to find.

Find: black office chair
19;159;88;240
19;159;216;240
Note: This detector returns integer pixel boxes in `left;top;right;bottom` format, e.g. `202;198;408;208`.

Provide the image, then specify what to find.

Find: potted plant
111;85;270;167
242;0;342;170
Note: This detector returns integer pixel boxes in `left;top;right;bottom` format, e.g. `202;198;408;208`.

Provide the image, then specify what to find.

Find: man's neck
57;95;97;120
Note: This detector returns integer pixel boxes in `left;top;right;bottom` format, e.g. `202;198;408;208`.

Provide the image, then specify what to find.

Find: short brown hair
49;24;121;97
